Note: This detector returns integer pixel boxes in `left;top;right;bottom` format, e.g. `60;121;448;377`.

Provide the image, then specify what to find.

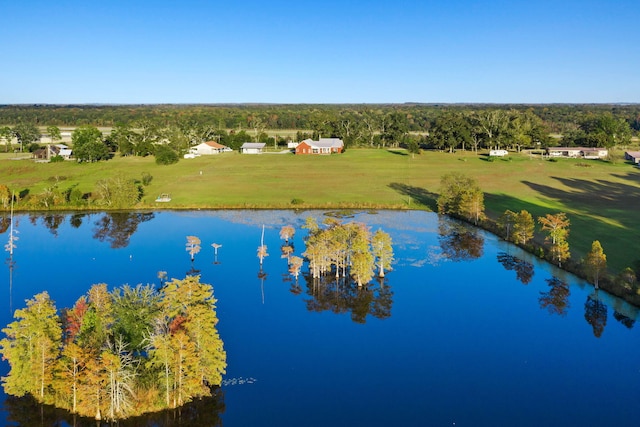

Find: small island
0;276;226;421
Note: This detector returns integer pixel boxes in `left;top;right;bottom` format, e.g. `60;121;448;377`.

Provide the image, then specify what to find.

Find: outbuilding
241;142;266;154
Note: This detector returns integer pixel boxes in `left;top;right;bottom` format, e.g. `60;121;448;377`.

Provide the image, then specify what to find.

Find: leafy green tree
72;126;110;162
584;240;607;289
154;144;179;165
94;177;141;208
0;126;13;152
581;113;632;148
112;284;161;352
437;172;484;224
12;122;41;152
0;292;62;402
46;125;61;144
512;210;535;246
429;111;472;152
109;124;136;156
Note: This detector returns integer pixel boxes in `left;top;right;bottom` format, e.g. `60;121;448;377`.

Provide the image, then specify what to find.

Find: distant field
1;149;639;272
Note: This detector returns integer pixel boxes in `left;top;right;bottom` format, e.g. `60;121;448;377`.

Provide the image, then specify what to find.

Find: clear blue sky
1;0;638;104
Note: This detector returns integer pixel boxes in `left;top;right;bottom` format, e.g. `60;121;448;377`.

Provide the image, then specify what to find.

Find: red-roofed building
193;141;232;155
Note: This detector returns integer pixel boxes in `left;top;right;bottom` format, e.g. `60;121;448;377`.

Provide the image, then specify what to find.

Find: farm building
295;138;344;155
32;144;72;161
241;142;266;154
624;151;640;164
192;141;231;155
547;147;608;159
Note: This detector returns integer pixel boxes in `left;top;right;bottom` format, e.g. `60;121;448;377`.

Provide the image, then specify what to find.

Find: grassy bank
1;149;639;273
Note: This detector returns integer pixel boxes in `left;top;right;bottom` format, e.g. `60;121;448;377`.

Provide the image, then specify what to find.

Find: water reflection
93;212;155;248
4;389;225;427
539;277;571;316
438;219;484;261
613;311;636;329
300;274;393;323
584;291;608;338
497;252;535;285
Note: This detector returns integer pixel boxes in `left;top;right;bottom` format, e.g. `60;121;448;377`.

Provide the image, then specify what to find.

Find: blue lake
0;210;638;426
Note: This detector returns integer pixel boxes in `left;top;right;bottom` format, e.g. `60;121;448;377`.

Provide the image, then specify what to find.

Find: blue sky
1;0;638;104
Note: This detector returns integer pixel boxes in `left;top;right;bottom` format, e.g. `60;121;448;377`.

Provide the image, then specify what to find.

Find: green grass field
1;149;639;272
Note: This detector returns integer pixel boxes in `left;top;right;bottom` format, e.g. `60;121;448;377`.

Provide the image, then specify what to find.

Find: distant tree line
1;104;638;155
0;276;226;421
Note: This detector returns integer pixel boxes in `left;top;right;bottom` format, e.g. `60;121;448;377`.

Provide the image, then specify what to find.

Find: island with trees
0;276;226;421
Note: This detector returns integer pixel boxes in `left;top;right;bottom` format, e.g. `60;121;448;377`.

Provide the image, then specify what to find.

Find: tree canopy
0;276;226;421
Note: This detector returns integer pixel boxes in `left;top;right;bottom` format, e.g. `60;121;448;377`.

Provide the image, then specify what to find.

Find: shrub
141;172;153;186
154;145;179;165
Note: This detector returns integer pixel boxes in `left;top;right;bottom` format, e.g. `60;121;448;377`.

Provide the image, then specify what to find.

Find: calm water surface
0;210;638;426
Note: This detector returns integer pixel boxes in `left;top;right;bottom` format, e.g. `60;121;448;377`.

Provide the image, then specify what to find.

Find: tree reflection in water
438;220;484;262
613;311;636;329
301;274;393;324
4;389;225;426
496;252;535;285
539;277;570;316
584;291;608;338
93;212;155;248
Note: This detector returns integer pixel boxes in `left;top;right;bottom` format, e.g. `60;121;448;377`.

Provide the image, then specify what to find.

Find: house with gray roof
241;142;266;154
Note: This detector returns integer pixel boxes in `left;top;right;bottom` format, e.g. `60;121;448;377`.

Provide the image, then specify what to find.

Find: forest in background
0;104;639;155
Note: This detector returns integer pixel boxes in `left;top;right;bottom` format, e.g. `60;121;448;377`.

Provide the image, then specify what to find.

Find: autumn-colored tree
186;235;201;262
550;239;571;267
0;184;11;209
538;213;570;245
257;225;268;265
279;225;295;243
371;229;394;278
0;292;62;403
512;210;535;245
2;276;225;420
289;256;304;281
498;209;518;241
584;240;607;289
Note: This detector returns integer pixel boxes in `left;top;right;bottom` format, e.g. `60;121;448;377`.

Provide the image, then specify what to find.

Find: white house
241;142;266;154
192;141;231;155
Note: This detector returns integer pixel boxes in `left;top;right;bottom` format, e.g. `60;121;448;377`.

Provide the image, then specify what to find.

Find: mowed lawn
1;149;639;272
